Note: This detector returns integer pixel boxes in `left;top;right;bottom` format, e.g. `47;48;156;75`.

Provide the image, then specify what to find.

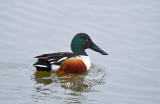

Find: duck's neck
71;44;87;56
72;48;87;55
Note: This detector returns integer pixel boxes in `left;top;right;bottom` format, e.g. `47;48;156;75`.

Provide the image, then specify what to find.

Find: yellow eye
86;39;88;42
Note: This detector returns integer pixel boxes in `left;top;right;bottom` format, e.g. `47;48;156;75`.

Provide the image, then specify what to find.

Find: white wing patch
57;57;68;62
49;57;68;64
48;59;55;61
50;61;56;64
34;65;47;68
49;57;68;71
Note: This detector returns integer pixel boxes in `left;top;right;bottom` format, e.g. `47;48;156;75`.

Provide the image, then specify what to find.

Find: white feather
57;57;68;62
51;65;60;71
50;61;56;64
48;59;55;61
34;65;47;68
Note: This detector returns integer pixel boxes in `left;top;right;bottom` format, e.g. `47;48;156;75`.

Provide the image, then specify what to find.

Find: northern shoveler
33;33;108;74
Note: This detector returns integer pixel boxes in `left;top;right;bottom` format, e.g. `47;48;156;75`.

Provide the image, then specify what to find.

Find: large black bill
90;42;108;55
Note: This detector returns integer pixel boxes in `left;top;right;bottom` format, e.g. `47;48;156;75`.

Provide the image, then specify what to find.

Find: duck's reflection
56;73;90;92
34;71;52;85
32;65;106;103
33;71;91;92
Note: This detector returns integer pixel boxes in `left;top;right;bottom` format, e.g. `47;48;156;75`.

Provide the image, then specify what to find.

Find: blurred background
0;0;160;104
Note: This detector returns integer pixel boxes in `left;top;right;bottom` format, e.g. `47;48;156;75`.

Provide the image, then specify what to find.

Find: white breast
78;56;91;70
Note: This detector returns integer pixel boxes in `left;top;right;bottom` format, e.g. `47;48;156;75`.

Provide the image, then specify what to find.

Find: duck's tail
33;58;52;71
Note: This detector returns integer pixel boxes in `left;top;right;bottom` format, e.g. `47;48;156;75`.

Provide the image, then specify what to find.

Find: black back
33;52;77;71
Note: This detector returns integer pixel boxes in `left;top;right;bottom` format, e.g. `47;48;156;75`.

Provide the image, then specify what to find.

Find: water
0;0;160;104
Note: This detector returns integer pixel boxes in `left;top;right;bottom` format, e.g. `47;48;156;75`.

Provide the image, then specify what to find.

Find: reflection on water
34;71;53;85
31;64;106;103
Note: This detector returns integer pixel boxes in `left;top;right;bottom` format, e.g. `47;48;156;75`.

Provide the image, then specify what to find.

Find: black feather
33;52;77;71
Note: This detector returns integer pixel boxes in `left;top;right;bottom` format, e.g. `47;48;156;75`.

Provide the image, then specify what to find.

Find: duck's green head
71;33;108;56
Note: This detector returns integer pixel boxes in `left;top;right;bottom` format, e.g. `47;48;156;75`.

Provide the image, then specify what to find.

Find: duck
33;33;108;74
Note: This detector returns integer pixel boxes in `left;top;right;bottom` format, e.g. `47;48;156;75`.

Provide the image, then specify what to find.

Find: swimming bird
33;33;108;74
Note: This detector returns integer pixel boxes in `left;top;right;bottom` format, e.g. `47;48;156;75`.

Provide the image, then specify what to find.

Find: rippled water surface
0;0;160;104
